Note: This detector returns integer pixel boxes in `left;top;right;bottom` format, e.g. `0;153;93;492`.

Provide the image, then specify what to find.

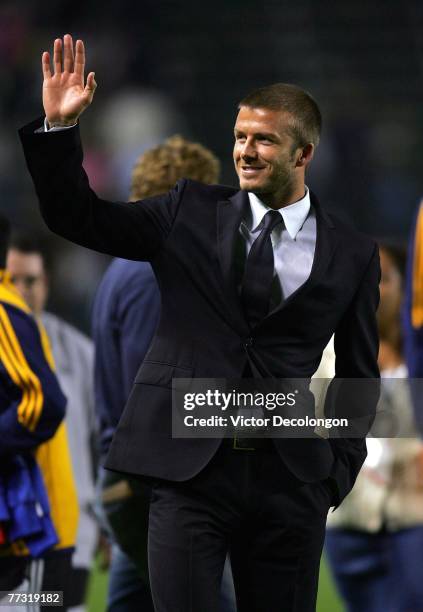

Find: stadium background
4;0;423;609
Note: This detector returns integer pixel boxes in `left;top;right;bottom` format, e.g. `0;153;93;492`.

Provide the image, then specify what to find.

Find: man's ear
296;143;314;167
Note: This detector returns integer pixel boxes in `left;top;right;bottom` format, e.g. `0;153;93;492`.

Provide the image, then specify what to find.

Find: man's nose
240;139;257;160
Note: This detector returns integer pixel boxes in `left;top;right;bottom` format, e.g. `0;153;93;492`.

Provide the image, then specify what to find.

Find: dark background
3;0;423;330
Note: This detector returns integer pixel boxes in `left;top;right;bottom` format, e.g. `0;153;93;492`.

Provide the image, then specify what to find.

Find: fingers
86;72;96;90
42;51;51;79
63;33;74;72
50;35;82;77
74;39;85;78
53;38;62;75
83;72;97;105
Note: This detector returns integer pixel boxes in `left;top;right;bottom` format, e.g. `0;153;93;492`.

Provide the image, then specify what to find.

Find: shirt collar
247;187;310;239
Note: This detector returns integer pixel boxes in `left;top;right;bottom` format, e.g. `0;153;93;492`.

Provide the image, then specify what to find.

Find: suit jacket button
244;337;253;348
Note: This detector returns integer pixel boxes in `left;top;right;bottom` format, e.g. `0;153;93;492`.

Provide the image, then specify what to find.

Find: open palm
42;35;96;127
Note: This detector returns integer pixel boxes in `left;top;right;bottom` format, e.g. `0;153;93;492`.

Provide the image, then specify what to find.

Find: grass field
86;555;345;611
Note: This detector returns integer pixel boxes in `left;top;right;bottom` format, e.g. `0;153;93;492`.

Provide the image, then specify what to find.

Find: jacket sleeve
118;270;161;399
326;243;381;504
92;263;161;454
18;119;184;261
0;304;67;456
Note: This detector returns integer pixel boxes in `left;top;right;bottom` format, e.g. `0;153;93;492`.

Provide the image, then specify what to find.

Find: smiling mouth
240;166;265;175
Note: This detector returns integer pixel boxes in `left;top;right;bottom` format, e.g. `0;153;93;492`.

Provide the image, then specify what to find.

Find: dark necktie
241;209;283;325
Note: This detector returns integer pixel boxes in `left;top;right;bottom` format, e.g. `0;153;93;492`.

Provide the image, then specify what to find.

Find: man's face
233;106;303;206
6;250;48;316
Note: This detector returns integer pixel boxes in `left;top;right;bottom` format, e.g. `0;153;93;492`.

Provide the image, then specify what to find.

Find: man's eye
235;135;246;142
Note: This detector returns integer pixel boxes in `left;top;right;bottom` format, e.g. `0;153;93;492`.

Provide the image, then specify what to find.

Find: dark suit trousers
148;443;333;612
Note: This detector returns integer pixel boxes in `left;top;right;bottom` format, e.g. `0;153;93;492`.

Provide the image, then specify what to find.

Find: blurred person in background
0;212;78;611
94;135;236;612
6;234;97;612
403;200;423;434
325;243;423;612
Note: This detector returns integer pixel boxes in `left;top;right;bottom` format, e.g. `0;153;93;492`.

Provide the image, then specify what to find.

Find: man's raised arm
19;35;182;262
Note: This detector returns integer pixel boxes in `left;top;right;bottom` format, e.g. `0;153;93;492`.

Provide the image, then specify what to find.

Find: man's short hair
8;232;50;272
130;135;220;201
0;213;11;269
238;83;322;149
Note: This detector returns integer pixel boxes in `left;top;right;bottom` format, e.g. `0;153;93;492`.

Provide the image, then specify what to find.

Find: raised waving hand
42;34;97;127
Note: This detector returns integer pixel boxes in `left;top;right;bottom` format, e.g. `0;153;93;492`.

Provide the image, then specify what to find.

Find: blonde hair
130;135;220;200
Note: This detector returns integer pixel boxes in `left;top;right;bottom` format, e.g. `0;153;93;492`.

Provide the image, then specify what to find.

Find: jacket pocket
134;361;194;389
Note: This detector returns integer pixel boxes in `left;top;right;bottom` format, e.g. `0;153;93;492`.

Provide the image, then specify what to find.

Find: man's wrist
44;117;77;132
48;120;76;128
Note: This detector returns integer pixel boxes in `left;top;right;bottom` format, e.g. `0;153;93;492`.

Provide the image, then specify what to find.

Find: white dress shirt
242;189;316;301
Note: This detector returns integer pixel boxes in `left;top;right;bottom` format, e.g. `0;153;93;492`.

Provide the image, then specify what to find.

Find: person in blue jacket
0;212;77;604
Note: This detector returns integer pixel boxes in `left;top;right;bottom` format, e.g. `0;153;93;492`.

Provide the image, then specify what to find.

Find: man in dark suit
20;35;380;612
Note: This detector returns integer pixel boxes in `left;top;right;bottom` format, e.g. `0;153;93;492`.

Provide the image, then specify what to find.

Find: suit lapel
267;192;338;316
216;190;250;333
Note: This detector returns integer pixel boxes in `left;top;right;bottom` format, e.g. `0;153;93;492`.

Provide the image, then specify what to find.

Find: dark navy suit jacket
20;119;380;505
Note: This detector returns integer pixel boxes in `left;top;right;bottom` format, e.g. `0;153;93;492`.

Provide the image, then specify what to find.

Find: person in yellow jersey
0;213;78;612
404;200;423;433
7;232;97;612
